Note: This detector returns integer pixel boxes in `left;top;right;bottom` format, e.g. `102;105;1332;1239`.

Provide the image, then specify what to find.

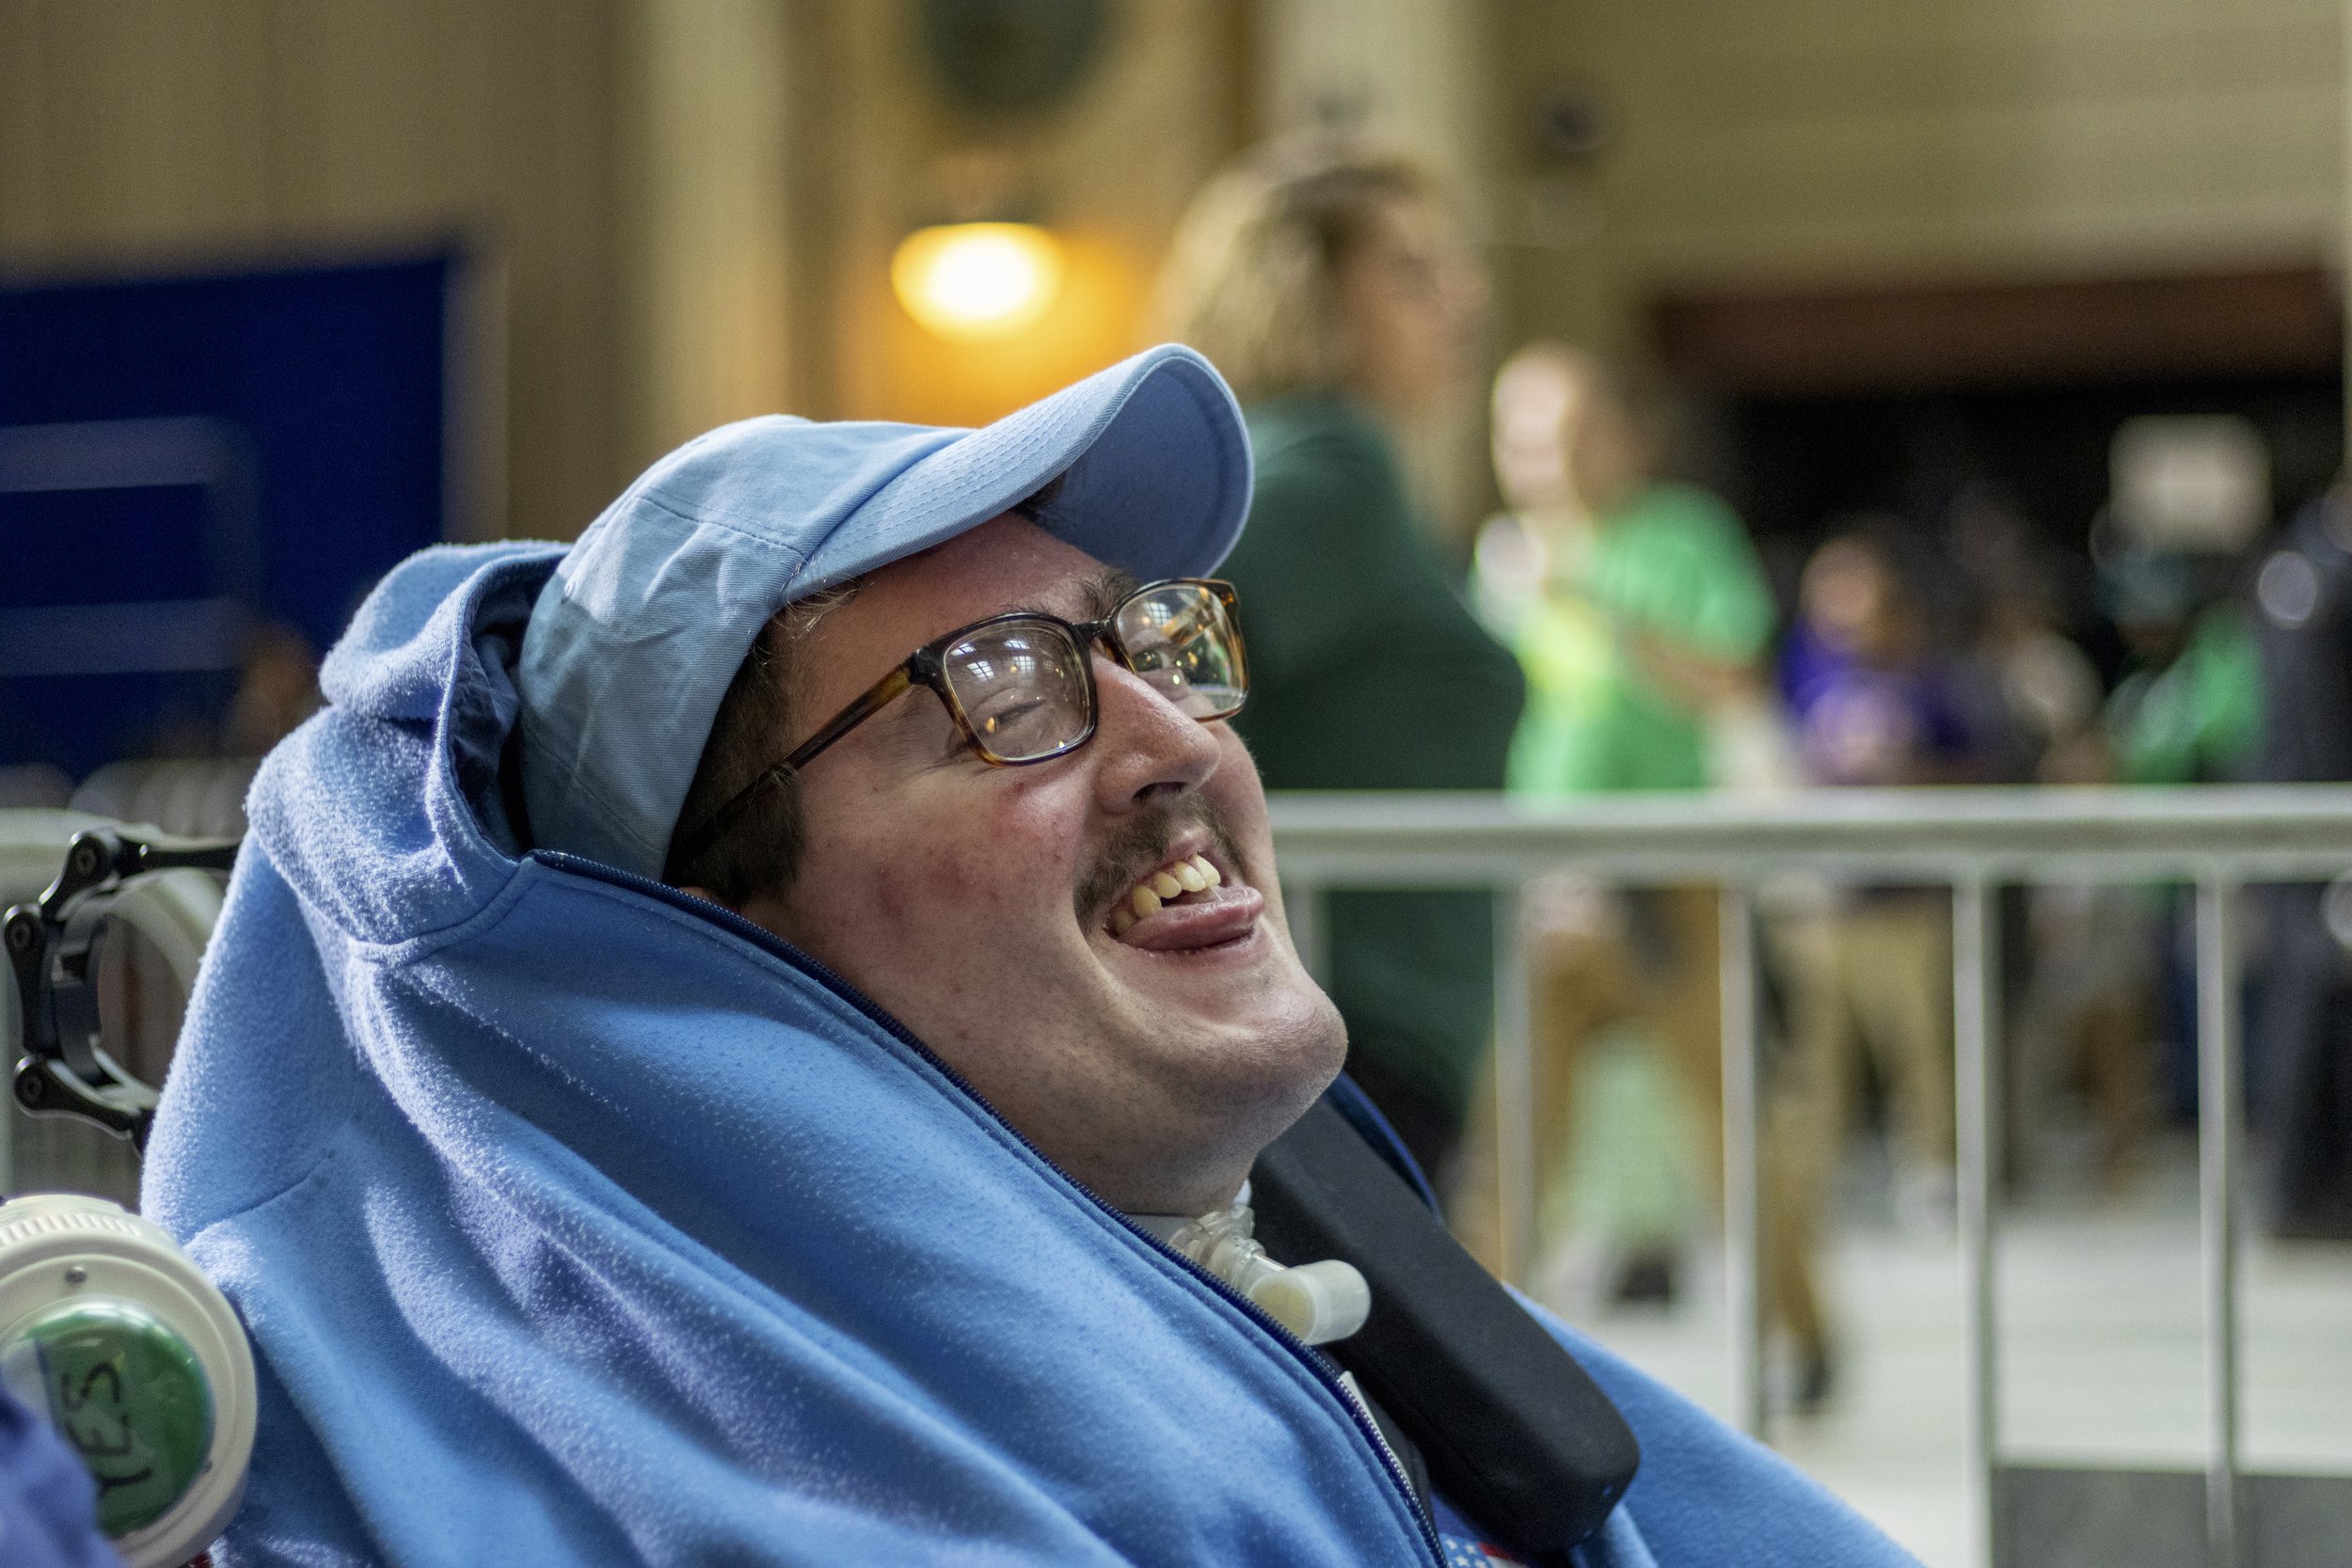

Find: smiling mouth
1101;850;1263;952
1111;852;1219;931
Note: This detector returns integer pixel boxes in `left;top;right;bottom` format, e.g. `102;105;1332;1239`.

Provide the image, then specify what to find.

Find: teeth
1109;854;1234;938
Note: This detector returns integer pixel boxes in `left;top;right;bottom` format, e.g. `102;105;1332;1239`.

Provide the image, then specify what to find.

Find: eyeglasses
670;578;1248;868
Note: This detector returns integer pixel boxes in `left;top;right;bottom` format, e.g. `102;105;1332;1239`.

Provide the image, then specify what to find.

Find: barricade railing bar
1267;784;2352;1568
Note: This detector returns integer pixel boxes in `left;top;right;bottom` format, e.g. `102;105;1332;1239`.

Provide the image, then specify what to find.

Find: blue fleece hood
139;543;1436;1566
141;543;1918;1568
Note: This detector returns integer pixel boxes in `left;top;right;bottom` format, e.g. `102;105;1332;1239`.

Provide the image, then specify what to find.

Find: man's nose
1088;655;1222;810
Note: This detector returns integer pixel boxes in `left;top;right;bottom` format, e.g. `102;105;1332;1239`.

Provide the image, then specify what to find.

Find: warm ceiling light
890;222;1065;343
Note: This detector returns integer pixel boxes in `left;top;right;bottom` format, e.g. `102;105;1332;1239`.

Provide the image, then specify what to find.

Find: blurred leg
1532;916;1639;1221
2257;888;2352;1237
1850;895;1957;1177
1762;908;1856;1375
1645;885;1726;1203
2078;990;2156;1190
1527;892;1640;1279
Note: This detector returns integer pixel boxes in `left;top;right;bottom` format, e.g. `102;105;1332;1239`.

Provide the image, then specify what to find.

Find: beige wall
0;0;1255;531
0;0;632;543
8;1;2341;537
797;0;1248;430
1488;0;2344;356
1249;0;1505;541
1254;0;1496;209
628;0;796;455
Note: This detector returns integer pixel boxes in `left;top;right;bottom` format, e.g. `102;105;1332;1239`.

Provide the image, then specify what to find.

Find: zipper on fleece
533;849;1445;1565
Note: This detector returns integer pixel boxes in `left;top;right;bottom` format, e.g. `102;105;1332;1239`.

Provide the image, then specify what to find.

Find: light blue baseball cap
515;343;1253;879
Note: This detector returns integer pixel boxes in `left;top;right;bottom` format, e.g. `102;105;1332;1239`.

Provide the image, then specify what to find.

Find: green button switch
3;1298;215;1537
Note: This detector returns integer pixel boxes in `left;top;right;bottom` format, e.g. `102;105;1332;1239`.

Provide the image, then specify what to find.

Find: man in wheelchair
70;348;1913;1565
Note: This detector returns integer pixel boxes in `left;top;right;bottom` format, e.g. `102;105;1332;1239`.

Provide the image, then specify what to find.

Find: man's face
728;515;1346;1214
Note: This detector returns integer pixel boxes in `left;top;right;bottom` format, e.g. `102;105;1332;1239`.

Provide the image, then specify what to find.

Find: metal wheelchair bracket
4;828;239;1150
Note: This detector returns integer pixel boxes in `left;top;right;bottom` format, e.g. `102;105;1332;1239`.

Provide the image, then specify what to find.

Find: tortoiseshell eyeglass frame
667;578;1246;871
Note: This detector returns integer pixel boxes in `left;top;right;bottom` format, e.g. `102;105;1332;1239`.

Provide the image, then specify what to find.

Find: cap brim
791;343;1252;596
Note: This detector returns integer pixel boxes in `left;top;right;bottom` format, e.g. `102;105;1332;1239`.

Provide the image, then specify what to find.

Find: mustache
1073;795;1244;923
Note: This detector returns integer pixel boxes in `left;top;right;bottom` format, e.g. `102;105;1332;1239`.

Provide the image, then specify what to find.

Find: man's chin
1089;916;1292;1016
1091;928;1346;1079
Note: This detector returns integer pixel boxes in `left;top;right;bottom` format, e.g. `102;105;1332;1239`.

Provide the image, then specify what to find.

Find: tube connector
1246;1258;1371;1345
1163;1201;1370;1345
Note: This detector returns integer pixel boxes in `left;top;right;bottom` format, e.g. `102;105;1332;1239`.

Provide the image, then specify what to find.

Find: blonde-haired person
1156;140;1524;1195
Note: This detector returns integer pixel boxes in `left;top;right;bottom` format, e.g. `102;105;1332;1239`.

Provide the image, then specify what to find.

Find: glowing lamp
890;222;1065;343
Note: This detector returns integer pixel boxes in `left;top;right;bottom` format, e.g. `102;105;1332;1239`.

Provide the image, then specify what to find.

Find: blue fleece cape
0;1381;121;1568
141;544;1916;1567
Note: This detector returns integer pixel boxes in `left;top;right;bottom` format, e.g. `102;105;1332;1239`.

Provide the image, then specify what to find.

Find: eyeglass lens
1114;582;1245;718
941;621;1094;762
937;583;1243;764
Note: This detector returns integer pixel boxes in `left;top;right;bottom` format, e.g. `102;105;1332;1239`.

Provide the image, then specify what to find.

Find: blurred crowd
1155;135;2352;1414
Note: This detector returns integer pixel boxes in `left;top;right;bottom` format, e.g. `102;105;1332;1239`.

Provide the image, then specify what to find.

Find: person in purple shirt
1779;531;1981;790
1771;528;1992;1403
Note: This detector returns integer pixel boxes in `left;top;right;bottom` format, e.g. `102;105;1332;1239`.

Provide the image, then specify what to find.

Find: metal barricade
1268;784;2352;1568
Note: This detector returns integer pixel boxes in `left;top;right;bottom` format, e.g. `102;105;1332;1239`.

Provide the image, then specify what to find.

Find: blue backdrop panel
0;252;453;775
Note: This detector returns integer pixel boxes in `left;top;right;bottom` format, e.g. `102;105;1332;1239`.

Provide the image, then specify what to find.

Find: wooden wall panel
1487;0;2344;364
0;0;1260;530
628;0;794;454
0;0;630;543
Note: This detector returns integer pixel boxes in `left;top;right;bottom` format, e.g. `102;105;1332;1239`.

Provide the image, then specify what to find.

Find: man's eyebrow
1080;569;1139;621
996;570;1138;624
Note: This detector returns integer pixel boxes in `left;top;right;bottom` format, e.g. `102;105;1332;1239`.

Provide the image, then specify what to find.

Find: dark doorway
1713;371;2343;667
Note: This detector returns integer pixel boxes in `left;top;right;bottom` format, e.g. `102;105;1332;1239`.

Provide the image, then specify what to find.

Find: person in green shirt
1156;140;1524;1189
1485;345;1777;794
1483;346;1832;1392
2088;543;2265;1145
2111;603;2263;785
